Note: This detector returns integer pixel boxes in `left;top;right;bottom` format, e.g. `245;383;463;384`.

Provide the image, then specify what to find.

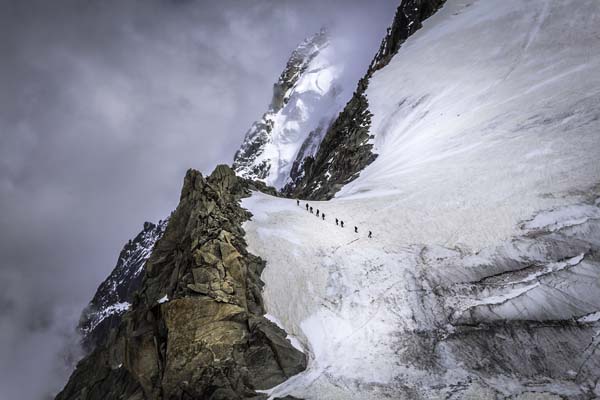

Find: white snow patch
85;302;131;333
473;282;540;307
523;205;600;232
518;253;585;284
157;295;169;304
578;312;600;323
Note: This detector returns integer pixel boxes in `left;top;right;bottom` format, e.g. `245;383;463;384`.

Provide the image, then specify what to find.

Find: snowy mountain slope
244;192;600;399
233;29;346;190
79;219;167;350
241;0;600;398
290;0;446;200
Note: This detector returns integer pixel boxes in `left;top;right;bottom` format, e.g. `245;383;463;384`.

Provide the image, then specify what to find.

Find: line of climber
297;199;372;238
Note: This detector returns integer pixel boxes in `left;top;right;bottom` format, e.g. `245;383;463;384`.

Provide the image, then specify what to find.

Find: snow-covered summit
233;29;346;189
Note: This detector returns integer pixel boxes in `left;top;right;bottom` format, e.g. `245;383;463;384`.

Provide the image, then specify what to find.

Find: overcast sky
0;0;395;398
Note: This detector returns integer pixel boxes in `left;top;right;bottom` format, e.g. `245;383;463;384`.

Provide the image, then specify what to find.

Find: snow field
244;193;426;399
242;0;600;398
340;0;600;250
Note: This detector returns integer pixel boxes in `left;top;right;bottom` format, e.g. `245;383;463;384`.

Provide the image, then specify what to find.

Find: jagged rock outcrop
287;0;447;200
79;220;168;351
56;165;306;400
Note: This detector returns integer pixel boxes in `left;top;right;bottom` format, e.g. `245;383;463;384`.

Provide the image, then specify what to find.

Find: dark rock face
369;0;448;73
287;124;329;186
56;165;306;400
287;0;447;200
282;82;376;199
79;220;167;352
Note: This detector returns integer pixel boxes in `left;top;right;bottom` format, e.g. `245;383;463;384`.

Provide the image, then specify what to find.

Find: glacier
241;0;600;398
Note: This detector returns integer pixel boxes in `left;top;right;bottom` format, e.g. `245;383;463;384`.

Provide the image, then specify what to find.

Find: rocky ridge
57;165;306;400
79;220;168;351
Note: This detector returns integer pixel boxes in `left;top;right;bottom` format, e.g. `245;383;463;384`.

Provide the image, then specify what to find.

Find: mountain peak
232;28;345;190
270;27;329;112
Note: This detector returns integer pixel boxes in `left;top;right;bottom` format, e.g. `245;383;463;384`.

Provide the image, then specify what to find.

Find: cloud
0;0;396;398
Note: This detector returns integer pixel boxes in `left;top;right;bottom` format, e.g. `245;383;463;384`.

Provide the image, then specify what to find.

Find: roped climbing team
297;200;372;238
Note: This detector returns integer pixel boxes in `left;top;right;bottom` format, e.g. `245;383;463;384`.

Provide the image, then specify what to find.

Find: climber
297;199;300;206
316;209;320;217
322;213;325;220
335;218;339;226
354;226;358;233
306;203;309;211
368;231;372;238
310;206;313;214
340;221;344;228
